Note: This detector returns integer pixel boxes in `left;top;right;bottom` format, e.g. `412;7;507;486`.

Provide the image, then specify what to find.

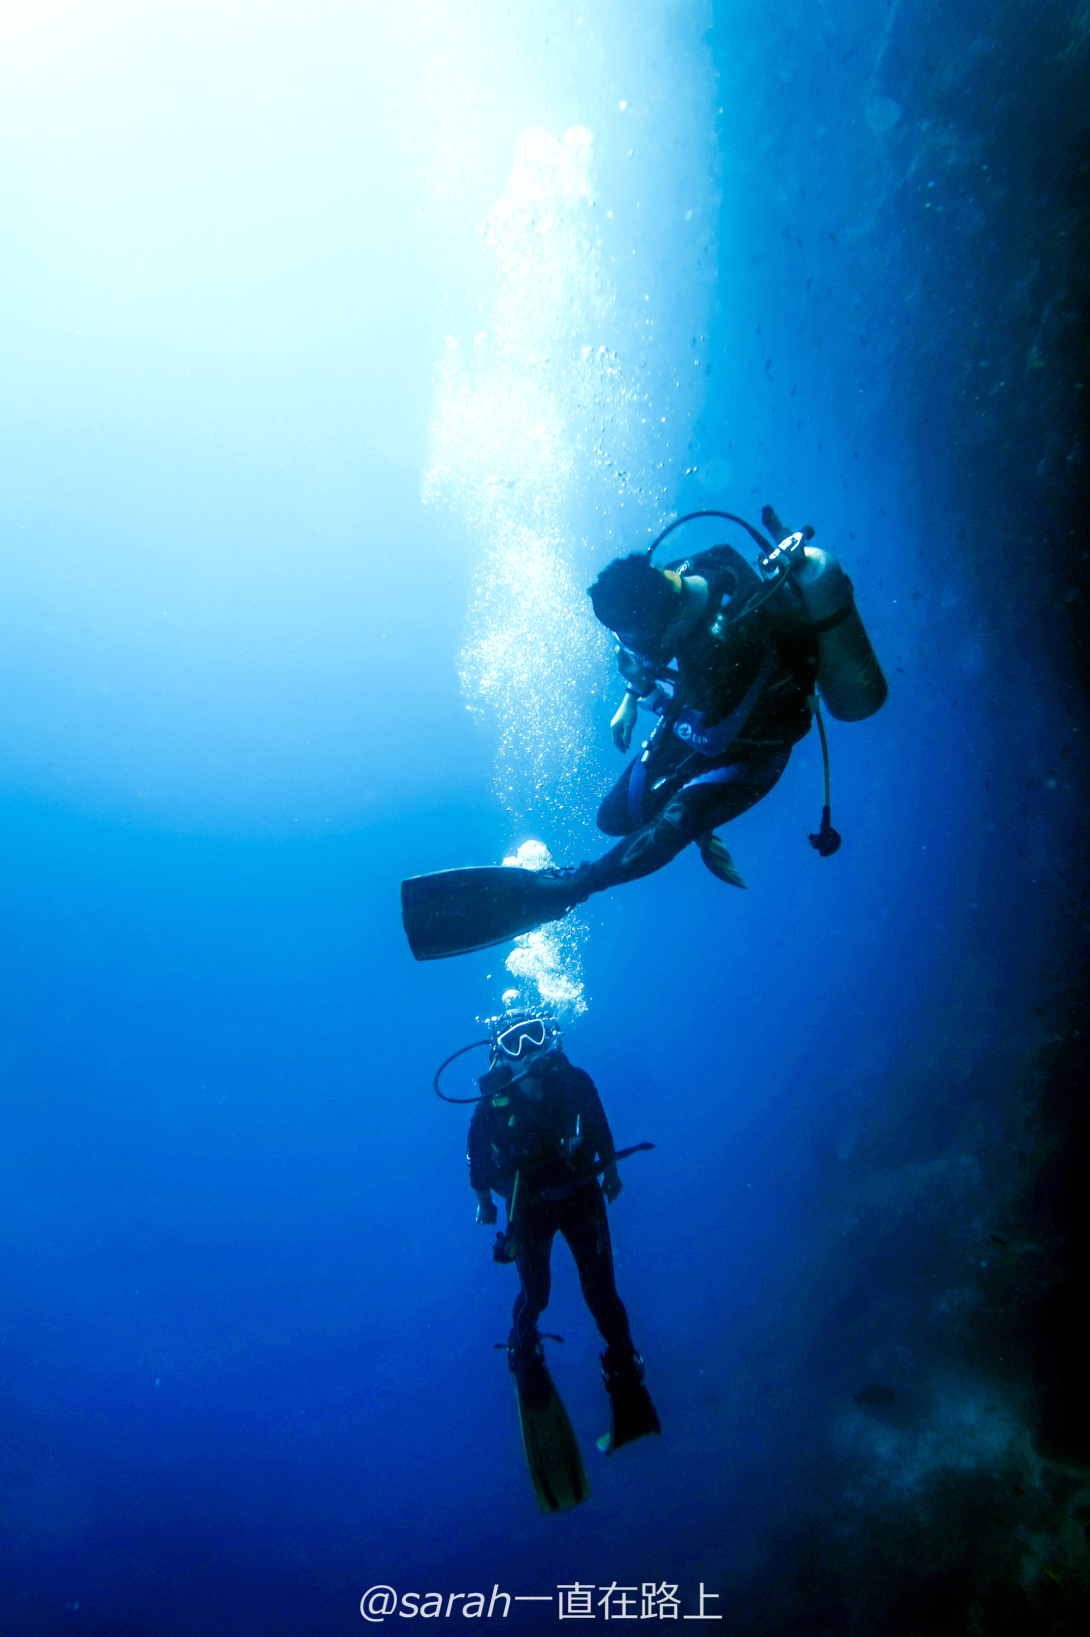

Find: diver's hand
611;693;638;752
601;1164;623;1204
475;1193;498;1226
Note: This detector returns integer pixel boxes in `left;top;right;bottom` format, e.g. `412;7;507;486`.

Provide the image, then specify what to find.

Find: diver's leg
682;743;792;820
587;797;700;888
511;1203;556;1363
583;744;792;891
688;752;791;886
597;730;692;838
528;786;702;912
560;1188;660;1449
508;1205;563;1422
558;1187;633;1356
596;761;640;838
514;745;791;921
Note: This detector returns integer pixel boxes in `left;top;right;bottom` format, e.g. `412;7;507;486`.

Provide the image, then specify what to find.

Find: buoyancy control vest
473;1061;599;1197
626;535;886;730
620;543;818;752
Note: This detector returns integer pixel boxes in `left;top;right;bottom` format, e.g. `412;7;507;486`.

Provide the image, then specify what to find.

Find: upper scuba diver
449;1008;659;1510
401;506;888;961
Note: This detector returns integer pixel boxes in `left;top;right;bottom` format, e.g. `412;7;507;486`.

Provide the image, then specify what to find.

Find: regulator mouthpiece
808;806;842;857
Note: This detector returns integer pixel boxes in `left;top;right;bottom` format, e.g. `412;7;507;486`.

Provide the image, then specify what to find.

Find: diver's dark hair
587;553;677;637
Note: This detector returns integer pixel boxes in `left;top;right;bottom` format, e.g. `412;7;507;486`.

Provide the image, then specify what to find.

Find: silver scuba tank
794;546;888;721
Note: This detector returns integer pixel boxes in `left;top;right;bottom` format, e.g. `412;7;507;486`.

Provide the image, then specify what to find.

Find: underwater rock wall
699;0;1090;1629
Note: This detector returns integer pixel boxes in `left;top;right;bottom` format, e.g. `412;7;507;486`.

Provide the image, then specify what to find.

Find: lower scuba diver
441;1009;659;1511
401;507;888;960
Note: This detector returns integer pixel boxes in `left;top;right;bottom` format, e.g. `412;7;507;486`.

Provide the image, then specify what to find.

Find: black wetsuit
467;1052;635;1365
589;543;818;890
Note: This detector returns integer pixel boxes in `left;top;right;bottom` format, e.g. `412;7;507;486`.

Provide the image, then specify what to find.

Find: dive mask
494;1017;549;1058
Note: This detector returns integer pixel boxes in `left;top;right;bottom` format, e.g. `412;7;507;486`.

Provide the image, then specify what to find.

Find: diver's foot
508;1330;551;1411
598;1348;661;1454
507;1327;544;1369
698;832;746;889
535;862;597;911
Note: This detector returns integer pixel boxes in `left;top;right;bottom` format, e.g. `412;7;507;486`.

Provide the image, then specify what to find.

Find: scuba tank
793;546;887;722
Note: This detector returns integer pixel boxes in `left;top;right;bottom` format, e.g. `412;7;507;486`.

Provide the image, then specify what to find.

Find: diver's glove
601;1163;623;1204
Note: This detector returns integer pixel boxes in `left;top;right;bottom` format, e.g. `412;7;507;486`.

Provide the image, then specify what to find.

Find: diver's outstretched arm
610;693;638;752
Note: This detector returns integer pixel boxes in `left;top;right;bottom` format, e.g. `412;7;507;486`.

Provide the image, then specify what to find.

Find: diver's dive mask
494;1017;549;1058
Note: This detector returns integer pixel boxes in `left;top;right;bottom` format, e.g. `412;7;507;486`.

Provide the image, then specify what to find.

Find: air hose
808;700;842;856
433;1039;492;1103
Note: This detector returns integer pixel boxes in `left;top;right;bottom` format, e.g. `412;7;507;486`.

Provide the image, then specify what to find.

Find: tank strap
809;578;855;634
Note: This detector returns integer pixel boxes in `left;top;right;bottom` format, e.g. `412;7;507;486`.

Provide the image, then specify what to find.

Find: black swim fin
401;865;589;961
510;1346;590;1513
598;1349;661;1455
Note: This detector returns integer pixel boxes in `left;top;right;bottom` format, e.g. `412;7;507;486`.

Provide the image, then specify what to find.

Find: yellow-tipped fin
698;834;746;889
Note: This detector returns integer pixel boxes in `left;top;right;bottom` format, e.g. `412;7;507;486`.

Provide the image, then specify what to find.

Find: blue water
2;3;1087;1633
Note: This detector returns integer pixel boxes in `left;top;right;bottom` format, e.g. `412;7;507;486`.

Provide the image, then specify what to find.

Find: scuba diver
453;1009;659;1511
401;506;888;960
